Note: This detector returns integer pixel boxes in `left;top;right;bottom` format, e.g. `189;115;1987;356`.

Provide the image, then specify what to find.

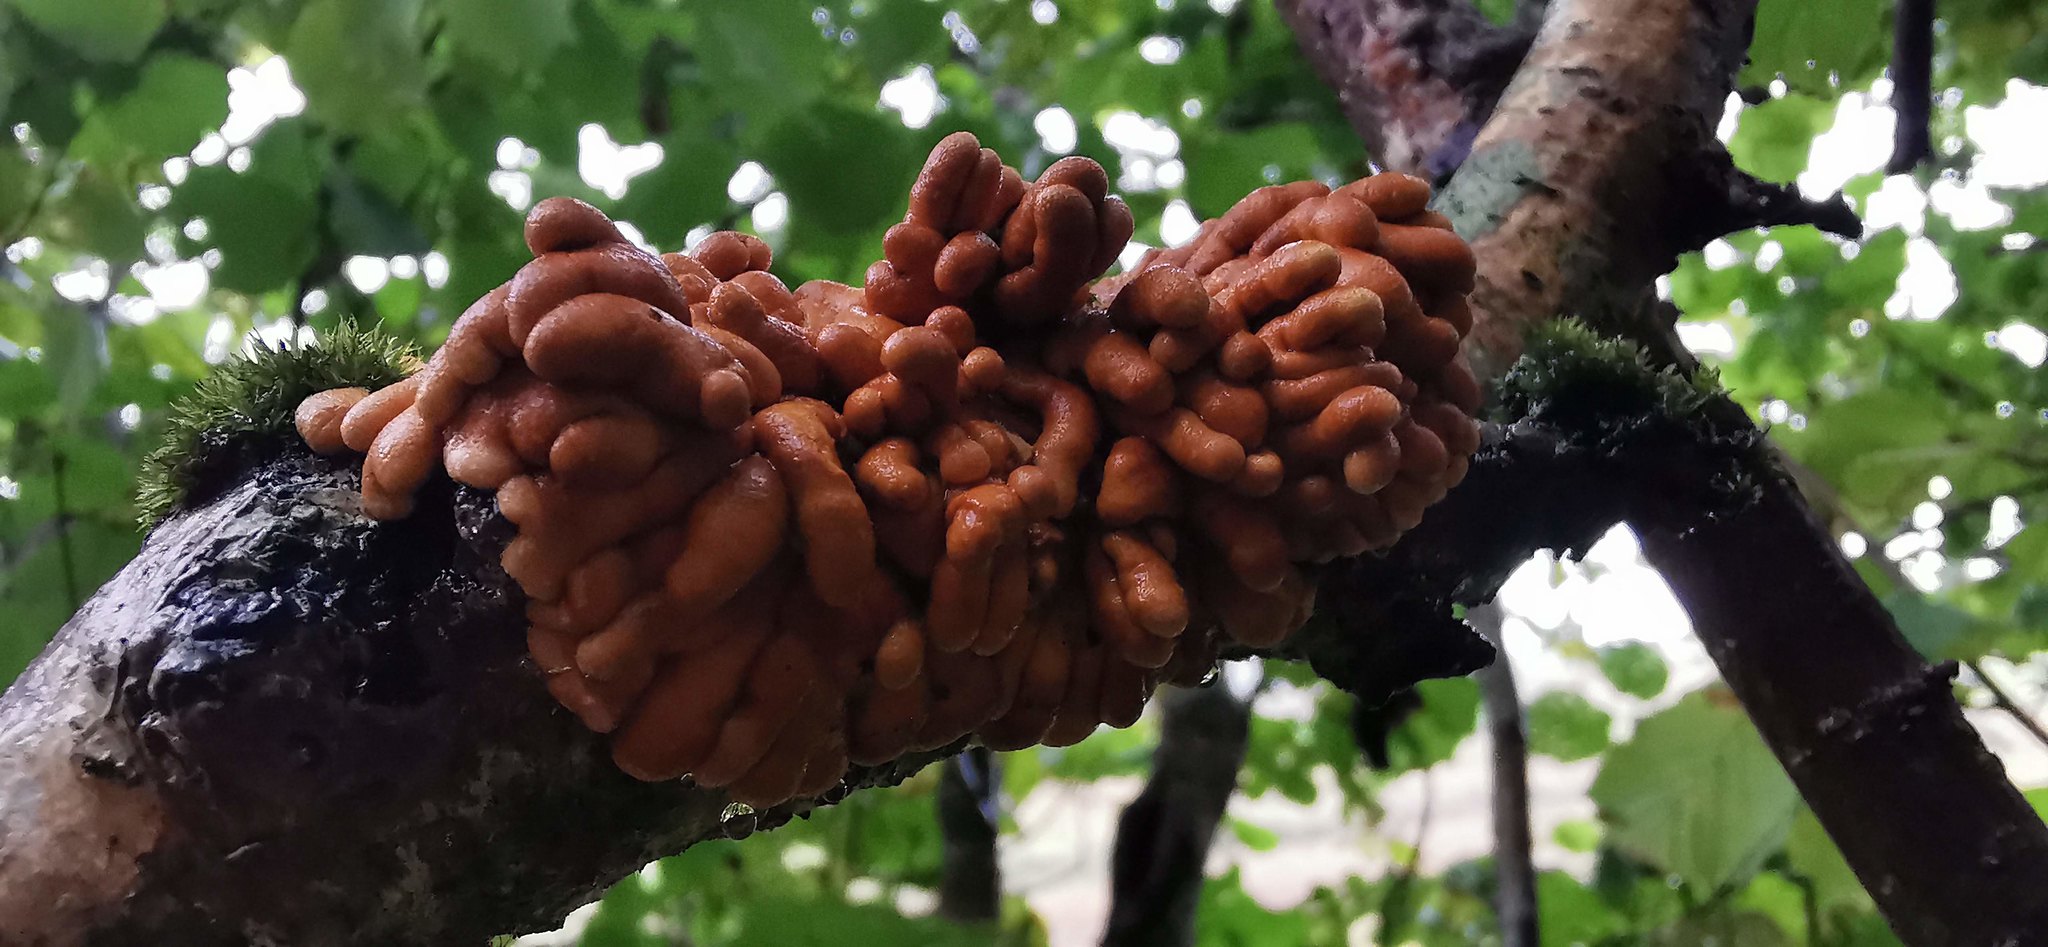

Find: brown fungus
298;145;1480;807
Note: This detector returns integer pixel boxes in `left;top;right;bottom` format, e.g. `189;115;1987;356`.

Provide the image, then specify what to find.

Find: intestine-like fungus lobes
295;133;1481;807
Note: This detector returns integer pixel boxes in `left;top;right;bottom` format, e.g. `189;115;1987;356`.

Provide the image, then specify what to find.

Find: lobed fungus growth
297;133;1481;807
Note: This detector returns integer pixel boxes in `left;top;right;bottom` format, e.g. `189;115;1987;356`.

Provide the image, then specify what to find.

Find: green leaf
285;0;427;134
169;136;319;294
698;0;835;120
756;104;918;237
1526;692;1612;762
5;0;166;63
1736;871;1811;943
440;0;573;73
1648;910;1793;947
0;142;37;231
1599;642;1670;699
1885;592;1996;661
0;517;141;681
1182;121;1324;220
1728;94;1832;182
1786;806;1871;913
1591;690;1798;893
1743;0;1887;93
1553;819;1601;853
1195;868;1312;947
613;132;740;248
1782;388;1953;515
1225;816;1279;852
1383;677;1480;773
69;54;229;165
42;165;146;263
1537;871;1628;947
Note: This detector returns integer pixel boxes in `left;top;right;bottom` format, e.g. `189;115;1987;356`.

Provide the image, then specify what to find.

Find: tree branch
0;449;944;947
935;748;1001;923
1274;0;1540;178
1886;0;1936;174
1964;659;2048;753
1102;683;1251;947
1431;0;1857;379
1469;603;1536;947
1322;0;2048;939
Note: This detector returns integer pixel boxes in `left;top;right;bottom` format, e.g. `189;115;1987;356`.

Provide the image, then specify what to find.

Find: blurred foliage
0;0;2042;944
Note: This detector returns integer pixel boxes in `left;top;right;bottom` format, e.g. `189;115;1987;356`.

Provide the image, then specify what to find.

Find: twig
1886;0;1936;174
1470;604;1537;947
1964;659;2048;752
49;445;80;610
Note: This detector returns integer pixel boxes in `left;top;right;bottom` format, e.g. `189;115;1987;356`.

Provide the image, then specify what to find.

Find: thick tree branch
1289;0;2048;940
1275;0;1539;178
1432;0;1857;379
1635;464;2048;944
0;449;941;947
0;424;1487;945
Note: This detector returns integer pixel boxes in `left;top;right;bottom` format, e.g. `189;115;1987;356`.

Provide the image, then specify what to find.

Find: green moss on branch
1497;318;1722;427
136;325;415;526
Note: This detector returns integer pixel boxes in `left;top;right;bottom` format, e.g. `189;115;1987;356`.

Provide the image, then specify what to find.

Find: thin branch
1469;604;1536;947
48;444;80;610
1886;0;1936;174
1964;659;2048;752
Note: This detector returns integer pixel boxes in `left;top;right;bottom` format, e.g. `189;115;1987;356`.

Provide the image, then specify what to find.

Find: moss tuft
136;325;416;526
1497;319;1722;425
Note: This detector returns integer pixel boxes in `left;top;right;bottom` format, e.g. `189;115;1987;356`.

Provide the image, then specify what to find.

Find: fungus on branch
298;132;1482;807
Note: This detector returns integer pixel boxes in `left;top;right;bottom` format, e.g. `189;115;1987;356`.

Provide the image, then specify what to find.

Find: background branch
1469;603;1537;947
1102;683;1252;947
1887;0;1937;174
1275;0;1540;178
935;748;1002;923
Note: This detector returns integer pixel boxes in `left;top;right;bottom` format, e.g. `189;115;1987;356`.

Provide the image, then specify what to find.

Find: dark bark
935;748;1001;923
0;444;940;947
1636;466;2048;945
1101;683;1252;947
1886;0;1936;174
1470;604;1536;947
1274;0;1539;178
